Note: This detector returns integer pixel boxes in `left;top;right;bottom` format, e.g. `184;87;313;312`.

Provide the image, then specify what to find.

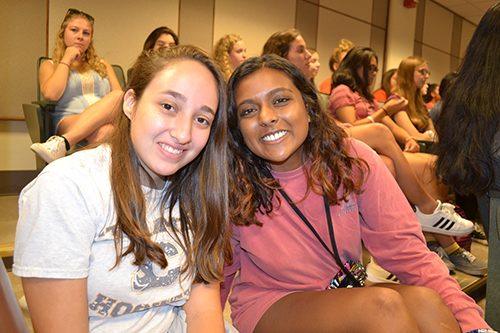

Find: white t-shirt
14;145;193;332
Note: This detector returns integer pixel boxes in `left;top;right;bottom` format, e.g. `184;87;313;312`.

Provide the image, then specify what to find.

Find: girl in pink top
222;54;492;333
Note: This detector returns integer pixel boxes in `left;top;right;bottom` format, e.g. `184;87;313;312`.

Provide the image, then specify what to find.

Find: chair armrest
32;100;58;109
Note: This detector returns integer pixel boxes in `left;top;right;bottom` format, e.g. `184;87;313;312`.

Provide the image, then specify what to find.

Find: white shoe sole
30;144;57;164
421;223;473;236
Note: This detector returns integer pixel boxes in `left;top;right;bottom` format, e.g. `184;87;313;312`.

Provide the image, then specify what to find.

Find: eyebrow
236;87;294;109
68;24;91;31
162;90;216;115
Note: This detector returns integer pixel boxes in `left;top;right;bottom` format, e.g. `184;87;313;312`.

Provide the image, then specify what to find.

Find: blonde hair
213;34;243;81
393;56;429;131
52;10;107;78
328;39;354;72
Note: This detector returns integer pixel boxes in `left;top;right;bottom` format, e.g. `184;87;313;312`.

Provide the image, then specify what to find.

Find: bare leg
433;234;456;248
404;152;449;202
254;283;459;333
56;90;123;146
369;283;461;332
379;155;396;178
402;153;459;247
349;124;438;214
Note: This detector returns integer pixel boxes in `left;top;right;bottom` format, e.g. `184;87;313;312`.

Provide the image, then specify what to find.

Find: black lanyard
276;186;362;287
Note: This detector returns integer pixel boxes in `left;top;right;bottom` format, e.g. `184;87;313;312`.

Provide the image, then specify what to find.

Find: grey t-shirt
14;145;193;332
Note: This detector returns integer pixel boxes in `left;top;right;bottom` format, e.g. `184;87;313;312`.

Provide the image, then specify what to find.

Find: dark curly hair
227;54;369;226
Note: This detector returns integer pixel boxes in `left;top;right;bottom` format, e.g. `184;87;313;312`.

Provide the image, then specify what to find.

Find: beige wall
0;0;478;170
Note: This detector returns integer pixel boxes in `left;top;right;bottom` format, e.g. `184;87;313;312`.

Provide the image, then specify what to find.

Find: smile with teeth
262;130;287;142
159;142;184;155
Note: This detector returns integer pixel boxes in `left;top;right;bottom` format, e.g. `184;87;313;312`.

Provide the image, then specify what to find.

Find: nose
305;50;312;61
170;115;192;145
259;105;278;127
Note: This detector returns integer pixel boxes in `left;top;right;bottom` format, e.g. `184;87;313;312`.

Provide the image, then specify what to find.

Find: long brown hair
227;55;368;226
52;9;107;77
393;56;429;131
109;45;230;283
143;26;179;51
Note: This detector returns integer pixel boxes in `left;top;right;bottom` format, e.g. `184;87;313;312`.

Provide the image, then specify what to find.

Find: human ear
123;89;136;120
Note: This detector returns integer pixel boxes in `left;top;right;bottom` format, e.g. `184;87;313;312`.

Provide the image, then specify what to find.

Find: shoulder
31;145;112;191
40;59;54;67
100;59;111;67
329;85;357;110
386;93;401;102
331;84;352;95
39;59;55;72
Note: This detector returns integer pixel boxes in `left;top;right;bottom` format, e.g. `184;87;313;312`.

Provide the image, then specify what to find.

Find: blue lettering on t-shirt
131;241;181;294
110;302;133;317
88;293;117;316
89;289;191;317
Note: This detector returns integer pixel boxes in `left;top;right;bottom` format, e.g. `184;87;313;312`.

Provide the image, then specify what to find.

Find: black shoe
472;224;488;245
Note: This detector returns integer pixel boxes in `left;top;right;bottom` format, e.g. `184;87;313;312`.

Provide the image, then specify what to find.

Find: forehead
232;40;245;50
236;67;298;99
415;62;428;69
290;35;305;49
157;33;175;43
150;60;214;87
66;17;92;30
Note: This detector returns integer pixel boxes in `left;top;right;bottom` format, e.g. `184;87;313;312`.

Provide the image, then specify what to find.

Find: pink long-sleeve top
222;139;489;333
328;84;381;120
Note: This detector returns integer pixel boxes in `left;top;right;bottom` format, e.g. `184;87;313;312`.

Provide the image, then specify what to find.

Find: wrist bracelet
381;107;389;116
367;116;375;123
59;62;70;68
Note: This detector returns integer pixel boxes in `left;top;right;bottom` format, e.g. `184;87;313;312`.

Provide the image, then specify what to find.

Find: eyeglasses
369;65;379;74
415;69;431;77
64;8;94;24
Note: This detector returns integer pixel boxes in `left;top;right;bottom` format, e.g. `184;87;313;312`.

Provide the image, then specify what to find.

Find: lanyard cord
276;186;362;287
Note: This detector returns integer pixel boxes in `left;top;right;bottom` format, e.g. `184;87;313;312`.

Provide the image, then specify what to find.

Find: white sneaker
415;200;474;236
30;135;67;163
366;259;400;284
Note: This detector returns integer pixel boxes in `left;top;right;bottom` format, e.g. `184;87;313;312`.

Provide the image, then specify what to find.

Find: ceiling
431;0;497;25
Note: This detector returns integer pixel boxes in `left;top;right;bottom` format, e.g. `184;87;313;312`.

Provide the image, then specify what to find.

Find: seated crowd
16;4;498;333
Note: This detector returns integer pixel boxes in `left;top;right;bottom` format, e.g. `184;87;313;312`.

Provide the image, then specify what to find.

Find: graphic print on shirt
338;194;358;217
131;215;184;294
132;241;181;294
